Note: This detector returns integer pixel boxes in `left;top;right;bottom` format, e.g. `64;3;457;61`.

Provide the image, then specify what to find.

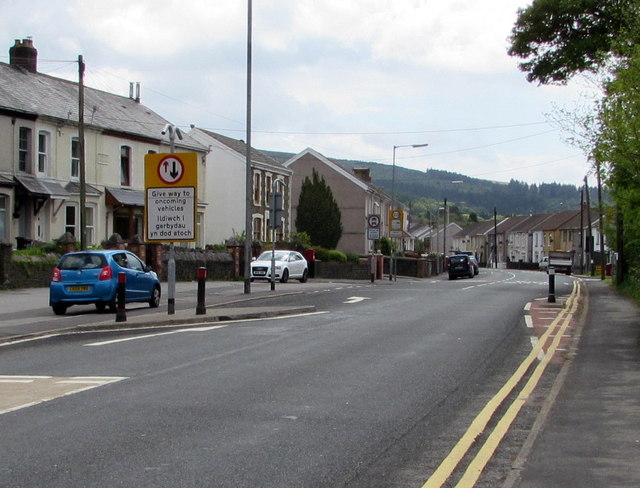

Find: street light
390;143;429;281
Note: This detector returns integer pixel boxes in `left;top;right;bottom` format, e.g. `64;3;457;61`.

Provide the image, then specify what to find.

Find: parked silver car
250;250;309;283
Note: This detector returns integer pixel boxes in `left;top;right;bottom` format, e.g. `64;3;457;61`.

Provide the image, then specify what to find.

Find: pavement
1;277;639;487
0;280;317;344
507;278;640;487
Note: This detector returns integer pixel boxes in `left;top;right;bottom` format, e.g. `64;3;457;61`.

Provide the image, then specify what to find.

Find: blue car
49;250;161;315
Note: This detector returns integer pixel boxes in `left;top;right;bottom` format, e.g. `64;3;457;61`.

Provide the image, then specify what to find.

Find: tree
508;0;638;84
295;169;343;249
595;46;640;282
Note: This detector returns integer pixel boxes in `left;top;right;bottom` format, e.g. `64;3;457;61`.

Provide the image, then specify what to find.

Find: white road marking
343;297;371;304
84;311;328;347
0;375;127;415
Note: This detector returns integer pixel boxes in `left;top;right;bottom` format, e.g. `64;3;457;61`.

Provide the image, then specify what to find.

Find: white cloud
0;0;598;185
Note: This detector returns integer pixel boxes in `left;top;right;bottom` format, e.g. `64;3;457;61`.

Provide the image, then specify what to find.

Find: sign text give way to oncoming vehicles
144;153;198;242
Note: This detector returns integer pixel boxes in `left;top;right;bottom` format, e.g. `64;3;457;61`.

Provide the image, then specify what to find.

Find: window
37;131;50;175
65;204;78;237
265;175;272;205
71;137;80;178
18;127;32;172
120;146;131;186
252;216;263;241
84;206;95;245
0;195;6;242
253;172;261;205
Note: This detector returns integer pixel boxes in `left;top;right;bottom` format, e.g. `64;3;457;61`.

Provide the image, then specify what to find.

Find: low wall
159;248;234;281
0;244;235;289
314;256;442;280
0;245;443;288
314;260;371;280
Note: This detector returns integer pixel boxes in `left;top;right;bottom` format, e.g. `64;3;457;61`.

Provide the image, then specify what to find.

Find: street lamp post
390;143;428;281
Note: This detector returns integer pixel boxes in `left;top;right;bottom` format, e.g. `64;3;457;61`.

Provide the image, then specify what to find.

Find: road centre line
422;281;580;488
84;311;328;347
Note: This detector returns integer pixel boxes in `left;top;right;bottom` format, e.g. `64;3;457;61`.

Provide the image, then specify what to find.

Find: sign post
388;209;404;281
145;152;198;314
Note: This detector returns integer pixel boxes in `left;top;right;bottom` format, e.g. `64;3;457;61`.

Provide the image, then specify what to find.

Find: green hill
264;151;595;225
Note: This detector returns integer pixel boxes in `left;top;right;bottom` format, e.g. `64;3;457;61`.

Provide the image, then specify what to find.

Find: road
0;269;576;487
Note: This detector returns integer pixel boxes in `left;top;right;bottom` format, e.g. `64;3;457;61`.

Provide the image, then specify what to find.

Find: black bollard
115;272;127;322
548;267;556;303
196;267;207;315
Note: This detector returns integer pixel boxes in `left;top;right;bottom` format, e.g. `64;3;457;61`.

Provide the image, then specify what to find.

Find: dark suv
447;254;475;280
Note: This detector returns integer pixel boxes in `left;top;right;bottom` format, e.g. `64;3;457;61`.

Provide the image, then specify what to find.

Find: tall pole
443;198;447;256
390;143;428;280
584;176;593;275
580;187;585;274
78;55;86;250
596;161;605;280
244;0;253;294
493;207;498;269
390;145;397;281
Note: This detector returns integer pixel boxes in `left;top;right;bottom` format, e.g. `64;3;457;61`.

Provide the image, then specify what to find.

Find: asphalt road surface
0;269;575;487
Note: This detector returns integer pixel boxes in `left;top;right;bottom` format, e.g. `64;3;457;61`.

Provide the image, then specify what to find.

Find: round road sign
157;156;185;184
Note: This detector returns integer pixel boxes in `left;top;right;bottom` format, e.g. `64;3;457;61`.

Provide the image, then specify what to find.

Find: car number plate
67;285;91;292
254;270;266;276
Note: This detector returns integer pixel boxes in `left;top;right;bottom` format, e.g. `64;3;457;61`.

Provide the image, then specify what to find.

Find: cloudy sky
1;0;601;186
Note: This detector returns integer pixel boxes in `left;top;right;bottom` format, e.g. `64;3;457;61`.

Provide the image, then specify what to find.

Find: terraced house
0;39;207;250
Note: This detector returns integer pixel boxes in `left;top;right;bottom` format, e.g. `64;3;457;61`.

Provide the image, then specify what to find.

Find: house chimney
10;38;38;73
353;167;371;183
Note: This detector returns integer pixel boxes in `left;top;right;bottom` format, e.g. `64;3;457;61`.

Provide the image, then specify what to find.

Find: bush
311;247;349;262
326;250;347;262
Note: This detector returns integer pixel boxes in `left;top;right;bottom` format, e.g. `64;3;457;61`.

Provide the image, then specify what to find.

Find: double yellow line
423;281;581;488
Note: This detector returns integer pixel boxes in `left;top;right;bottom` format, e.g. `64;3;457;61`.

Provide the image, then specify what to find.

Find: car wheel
280;269;289;283
299;269;308;283
149;286;161;308
95;302;107;312
52;304;67;315
448;274;454;280
108;301;117;313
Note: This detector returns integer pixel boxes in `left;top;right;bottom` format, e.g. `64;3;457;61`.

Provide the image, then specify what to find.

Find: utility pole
584;176;593;275
78;55;87;250
494;207;498;268
442;198;447;257
596;161;605;280
244;0;253;294
580;187;585;274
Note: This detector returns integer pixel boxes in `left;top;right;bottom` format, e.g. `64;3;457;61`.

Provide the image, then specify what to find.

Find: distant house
414;221;462;255
282;148;398;255
0;38;207;249
188;128;292;246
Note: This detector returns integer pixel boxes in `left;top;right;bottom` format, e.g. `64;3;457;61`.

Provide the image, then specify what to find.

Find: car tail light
99;265;113;281
51;267;61;282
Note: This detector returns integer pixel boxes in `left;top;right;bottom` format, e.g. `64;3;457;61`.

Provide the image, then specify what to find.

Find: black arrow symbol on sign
170;160;179;179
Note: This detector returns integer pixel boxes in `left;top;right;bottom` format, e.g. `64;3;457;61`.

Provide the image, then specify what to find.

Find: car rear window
59;253;107;270
450;256;467;264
